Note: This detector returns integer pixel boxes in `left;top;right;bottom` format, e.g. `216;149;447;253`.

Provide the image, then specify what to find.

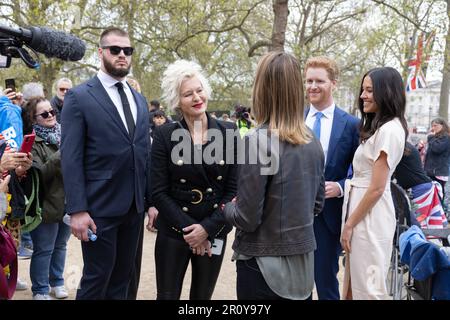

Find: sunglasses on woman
101;46;134;56
35;110;56;119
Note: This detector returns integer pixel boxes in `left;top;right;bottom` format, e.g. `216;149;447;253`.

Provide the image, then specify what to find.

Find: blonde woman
151;60;238;299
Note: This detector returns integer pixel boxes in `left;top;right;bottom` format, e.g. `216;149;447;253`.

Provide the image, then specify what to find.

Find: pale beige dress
341;118;405;300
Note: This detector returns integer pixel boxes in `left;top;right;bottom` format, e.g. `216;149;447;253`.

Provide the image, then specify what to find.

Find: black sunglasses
35;109;56;119
102;46;134;56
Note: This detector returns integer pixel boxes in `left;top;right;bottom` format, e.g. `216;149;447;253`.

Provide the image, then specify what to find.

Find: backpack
0;224;17;299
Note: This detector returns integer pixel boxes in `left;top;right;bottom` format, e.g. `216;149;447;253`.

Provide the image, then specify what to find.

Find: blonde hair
161;60;211;112
252;51;312;145
304;56;339;81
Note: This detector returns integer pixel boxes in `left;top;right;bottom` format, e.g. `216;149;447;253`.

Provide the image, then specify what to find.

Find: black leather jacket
151;113;238;240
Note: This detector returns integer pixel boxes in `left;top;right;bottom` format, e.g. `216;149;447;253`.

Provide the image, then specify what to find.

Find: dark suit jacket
151;113;237;240
61;76;151;217
306;106;360;234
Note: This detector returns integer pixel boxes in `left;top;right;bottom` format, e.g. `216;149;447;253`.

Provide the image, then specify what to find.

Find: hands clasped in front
183;224;211;257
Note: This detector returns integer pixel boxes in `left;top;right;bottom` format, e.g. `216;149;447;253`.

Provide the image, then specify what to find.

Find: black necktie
115;82;135;138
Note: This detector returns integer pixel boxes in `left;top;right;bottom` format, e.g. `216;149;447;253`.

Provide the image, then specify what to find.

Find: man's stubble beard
103;57;131;78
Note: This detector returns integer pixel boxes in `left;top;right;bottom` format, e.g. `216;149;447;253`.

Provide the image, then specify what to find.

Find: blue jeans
20;231;33;249
30;221;71;295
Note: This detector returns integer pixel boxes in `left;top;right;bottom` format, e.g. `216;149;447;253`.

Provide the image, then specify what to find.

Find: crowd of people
1;26;450;301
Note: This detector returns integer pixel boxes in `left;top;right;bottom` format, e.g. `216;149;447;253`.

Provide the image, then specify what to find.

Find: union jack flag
406;31;435;92
413;182;448;229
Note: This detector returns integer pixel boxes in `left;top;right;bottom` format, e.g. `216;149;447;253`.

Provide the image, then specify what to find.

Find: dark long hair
358;67;408;143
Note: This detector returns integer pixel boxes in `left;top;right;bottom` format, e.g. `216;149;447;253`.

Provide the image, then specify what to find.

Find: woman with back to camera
340;67;407;299
150;59;238;300
223;51;325;300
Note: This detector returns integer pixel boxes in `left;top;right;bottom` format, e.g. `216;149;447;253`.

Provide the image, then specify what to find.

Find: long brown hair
358;67;408;143
252;51;312;145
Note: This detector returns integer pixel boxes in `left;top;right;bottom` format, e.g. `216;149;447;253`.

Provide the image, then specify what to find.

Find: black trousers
155;231;226;300
76;204;143;300
236;258;312;300
127;215;145;300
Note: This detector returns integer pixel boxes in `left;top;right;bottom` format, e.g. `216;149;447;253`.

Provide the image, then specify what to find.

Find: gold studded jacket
151;113;238;240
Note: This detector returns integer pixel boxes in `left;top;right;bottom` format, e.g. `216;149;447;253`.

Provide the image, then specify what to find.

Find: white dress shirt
306;103;343;197
97;69;137;133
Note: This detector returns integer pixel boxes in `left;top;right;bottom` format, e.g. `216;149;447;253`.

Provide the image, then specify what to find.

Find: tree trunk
271;0;289;51
439;0;450;121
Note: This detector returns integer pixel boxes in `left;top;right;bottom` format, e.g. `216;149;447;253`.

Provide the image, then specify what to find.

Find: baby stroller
399;225;450;300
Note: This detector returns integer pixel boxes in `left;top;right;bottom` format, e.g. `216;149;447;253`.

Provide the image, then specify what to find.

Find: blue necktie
313;112;323;139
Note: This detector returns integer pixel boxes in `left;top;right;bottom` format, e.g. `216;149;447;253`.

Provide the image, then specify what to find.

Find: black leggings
155;231;226;300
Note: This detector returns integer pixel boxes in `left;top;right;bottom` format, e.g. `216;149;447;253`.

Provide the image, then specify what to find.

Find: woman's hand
340;223;354;253
15;152;33;176
191;239;212;257
0;150;29;171
183;223;208;248
3;88;23;105
146;206;158;232
0;175;11;193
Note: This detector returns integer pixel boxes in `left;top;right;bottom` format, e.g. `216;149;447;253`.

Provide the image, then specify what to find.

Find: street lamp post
428;106;432;129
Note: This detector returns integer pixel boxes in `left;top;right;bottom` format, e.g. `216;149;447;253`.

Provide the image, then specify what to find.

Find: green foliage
0;0;447;114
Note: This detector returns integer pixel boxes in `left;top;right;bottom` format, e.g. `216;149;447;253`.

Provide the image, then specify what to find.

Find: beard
103;57;131;78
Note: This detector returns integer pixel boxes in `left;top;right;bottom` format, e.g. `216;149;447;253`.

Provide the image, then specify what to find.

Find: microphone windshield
30;27;86;61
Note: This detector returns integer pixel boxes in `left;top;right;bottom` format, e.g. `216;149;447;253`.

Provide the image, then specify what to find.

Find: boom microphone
0;24;86;61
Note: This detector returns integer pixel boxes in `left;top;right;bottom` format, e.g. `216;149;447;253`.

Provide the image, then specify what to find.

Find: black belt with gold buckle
190;189;203;204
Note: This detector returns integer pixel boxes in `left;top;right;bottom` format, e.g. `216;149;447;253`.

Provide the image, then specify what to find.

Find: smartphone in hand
5;79;16;99
211;238;224;255
20;133;36;154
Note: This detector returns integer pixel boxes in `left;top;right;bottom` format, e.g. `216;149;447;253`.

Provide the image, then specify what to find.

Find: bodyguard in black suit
151;60;237;300
61;27;151;299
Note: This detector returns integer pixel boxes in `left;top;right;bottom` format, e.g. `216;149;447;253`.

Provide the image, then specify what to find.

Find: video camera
0;24;86;69
234;104;250;120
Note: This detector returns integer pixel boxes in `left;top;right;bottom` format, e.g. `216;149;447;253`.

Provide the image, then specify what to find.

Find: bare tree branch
248;39;272;57
175;1;265;53
304;9;367;45
371;0;428;32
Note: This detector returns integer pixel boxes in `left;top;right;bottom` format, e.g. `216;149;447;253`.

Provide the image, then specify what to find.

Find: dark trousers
155;231;225;300
236;258;311;300
127;216;145;300
313;214;342;300
76;204;143;300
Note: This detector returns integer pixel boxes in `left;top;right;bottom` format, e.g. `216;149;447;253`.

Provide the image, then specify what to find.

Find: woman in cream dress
341;67;408;300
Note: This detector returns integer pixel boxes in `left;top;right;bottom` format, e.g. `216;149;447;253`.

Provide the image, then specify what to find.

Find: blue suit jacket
61;76;151;217
306;106;359;234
